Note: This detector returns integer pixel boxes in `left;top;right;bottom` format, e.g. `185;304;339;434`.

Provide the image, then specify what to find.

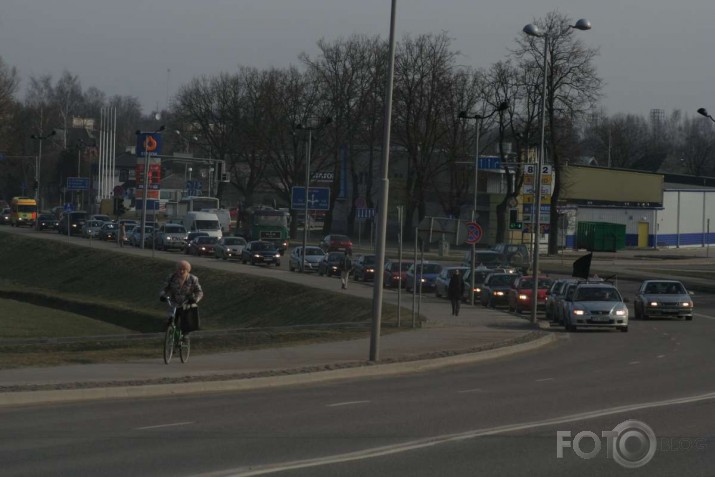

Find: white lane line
208;391;715;477
694;313;715;321
535;378;554;382
135;421;194;430
458;388;484;394
657;355;666;359
326;401;371;408
629;361;640;365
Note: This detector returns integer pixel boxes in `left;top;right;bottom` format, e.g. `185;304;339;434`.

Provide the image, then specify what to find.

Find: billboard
560;165;663;207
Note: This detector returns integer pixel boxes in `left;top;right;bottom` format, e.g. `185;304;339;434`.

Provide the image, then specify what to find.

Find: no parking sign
465;221;483;244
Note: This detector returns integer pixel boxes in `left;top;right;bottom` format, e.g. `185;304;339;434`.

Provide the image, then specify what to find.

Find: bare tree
677;115;715;176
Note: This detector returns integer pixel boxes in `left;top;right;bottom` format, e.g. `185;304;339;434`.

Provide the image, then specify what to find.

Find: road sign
465;221;483;244
291;186;330;210
356;208;375;219
66;177;89;190
509;222;523;230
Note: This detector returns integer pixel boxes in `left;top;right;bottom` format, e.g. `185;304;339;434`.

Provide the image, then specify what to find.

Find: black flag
572;252;593;279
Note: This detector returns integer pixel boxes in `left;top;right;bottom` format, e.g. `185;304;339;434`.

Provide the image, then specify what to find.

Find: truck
183;211;222;239
236;206;290;254
166;196;220;223
10;197;38;227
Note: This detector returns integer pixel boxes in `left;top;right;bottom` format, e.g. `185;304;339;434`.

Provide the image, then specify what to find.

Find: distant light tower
30;129;57;216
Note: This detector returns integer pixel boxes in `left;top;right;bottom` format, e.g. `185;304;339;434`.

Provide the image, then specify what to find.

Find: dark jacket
448;272;465;299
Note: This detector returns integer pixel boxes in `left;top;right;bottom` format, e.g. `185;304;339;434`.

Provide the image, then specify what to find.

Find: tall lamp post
30;130;56;216
458;101;509;305
136;125;165;249
293;117;332;272
523;18;591;324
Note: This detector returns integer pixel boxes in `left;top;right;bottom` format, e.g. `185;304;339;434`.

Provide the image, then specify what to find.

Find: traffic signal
117;200;126;216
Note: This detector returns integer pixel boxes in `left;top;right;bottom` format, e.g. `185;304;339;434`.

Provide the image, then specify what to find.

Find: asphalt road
2;227;714;476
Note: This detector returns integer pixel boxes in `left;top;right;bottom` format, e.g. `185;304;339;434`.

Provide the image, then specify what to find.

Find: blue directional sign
291;186;330;210
67;177;90;190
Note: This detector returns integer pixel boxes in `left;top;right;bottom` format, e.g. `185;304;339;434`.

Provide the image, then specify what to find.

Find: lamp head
697;108;709;117
497;101;509;112
523;24;544;38
572;19;592;31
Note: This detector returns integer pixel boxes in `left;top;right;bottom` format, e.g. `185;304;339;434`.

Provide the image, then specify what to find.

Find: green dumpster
576;221;626;252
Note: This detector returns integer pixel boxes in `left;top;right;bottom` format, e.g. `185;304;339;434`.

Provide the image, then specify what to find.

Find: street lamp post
697;108;715;124
293;117;332;273
458;102;508;305
523;18;591;323
136;125;165;249
30;130;56;217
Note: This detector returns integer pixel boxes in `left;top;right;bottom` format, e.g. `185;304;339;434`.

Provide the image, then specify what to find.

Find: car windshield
304;248;323;256
102;224;116;230
416;264;440;274
224;238;245;245
362;256;376;264
489;274;515;286
331;235;350;242
575;287;621;301
519;278;553;289
253;242;274;251
476;253;501;266
197;237;218;244
165;226;185;233
645;282;686;294
390;262;410;271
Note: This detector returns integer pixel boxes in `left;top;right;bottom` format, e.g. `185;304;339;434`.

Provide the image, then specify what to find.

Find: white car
563;282;629;332
214;236;248;260
289;246;326;272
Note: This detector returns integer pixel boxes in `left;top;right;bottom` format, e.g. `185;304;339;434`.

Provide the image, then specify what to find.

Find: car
57;211;87;236
545;278;579;322
117;219;138;228
81;220;106;239
383;260;410;288
154;223;189;251
461;267;517;303
129;226;154;247
462;250;503;269
553;282;579;326
186;235;219;256
122;223;137;245
507;275;554;314
405;262;443;293
633;280;694;321
241;240;281;266
492;243;531;272
480;272;519;308
563;281;629;332
353;254;378;281
185;231;210;251
435;266;469;298
319;234;353;253
214;236;248;260
97;222;119;241
37;213;59;231
319;251;346;277
289;246;326;272
0;208;11;225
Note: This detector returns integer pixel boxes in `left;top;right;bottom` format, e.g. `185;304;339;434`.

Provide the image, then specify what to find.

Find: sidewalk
2;244;712;407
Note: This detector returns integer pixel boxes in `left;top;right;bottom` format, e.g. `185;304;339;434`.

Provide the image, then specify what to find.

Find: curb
0;333;557;407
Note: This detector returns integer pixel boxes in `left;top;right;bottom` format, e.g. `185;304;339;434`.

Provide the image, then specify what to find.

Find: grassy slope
0;231;398;336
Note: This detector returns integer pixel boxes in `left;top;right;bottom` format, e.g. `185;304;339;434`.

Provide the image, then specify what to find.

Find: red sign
465;221;483;244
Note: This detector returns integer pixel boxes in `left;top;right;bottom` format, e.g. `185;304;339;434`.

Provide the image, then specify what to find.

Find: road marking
657;355;666;359
326;401;371;408
135;421;194;430
535;378;554;382
458;388;484;394
208;391;715;477
694;313;715;321
629;361;640;365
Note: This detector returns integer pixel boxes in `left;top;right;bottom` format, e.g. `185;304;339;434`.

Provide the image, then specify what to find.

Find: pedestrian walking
339;251;353;290
118;222;126;248
448;269;465;316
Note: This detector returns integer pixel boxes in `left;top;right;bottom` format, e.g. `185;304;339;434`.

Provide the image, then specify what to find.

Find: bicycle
163;298;191;364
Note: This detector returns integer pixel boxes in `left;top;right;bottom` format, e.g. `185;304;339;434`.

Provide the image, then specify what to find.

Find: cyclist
159;260;204;337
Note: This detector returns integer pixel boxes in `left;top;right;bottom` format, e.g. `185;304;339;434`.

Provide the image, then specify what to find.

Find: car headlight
253;253;261;258
495;291;504;296
682;302;692;307
648;301;659;307
614;308;627;316
275;253;281;258
573;309;586;316
367;268;374;273
518;294;529;301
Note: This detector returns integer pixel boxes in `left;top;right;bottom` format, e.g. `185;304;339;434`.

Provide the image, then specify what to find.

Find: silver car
289;246;326;272
563;282;629;332
154;223;188;251
214;236;248;260
633;280;693;321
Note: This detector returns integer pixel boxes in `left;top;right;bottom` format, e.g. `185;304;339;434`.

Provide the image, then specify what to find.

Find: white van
201;208;231;233
183;211;223;239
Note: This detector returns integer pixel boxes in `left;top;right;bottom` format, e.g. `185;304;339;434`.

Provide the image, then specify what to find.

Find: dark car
462;267;517;303
57;211;87;236
97;222;119;241
241;240;281;266
0;208;11;225
462;250;503;269
319;234;353;253
186;236;219;256
37;213;59;231
318;251;345;277
353;254;377;281
492;243;530;272
480;272;519;308
184;232;210;253
383;260;410;288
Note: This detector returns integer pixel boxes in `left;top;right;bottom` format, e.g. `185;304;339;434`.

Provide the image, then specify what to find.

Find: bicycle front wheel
163;325;175;364
179;335;190;363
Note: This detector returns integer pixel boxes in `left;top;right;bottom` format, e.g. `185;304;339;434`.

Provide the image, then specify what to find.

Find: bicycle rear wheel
163;325;175;364
179;335;190;363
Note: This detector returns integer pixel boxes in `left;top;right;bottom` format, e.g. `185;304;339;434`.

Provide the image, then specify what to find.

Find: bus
236;206;290;254
10;197;38;227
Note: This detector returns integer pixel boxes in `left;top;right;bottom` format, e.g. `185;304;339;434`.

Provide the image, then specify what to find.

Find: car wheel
289;263;294;272
686;316;693;321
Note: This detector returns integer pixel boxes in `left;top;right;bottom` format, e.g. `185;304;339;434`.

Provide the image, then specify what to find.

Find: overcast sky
2;0;713;119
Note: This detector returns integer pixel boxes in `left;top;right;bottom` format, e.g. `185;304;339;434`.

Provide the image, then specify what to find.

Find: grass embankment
0;232;402;368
